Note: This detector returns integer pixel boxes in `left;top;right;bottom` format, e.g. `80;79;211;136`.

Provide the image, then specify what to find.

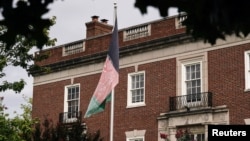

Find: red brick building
31;14;250;141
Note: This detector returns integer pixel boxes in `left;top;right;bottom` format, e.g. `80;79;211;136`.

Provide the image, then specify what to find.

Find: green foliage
33;117;103;141
0;16;55;93
0;95;37;141
134;0;250;45
0;115;20;141
0;79;26;93
0;97;103;141
0;1;57;93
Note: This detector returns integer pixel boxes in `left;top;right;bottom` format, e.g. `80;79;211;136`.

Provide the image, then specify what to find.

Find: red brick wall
32;79;69;121
36;17;185;67
32;58;176;141
33;15;250;140
33;42;250;140
208;43;250;124
86;21;113;38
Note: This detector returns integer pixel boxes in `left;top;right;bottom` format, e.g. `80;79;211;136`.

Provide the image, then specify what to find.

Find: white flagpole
110;2;117;141
110;89;115;141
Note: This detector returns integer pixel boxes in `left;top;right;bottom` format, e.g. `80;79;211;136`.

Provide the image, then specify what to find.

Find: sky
0;0;178;118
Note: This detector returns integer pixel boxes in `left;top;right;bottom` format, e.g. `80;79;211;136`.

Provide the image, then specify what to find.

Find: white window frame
125;130;146;141
244;50;250;91
64;83;80;122
182;61;202;103
127;137;144;141
127;71;146;108
177;52;208;98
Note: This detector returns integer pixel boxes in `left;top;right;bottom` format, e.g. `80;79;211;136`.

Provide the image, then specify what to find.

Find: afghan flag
84;15;119;118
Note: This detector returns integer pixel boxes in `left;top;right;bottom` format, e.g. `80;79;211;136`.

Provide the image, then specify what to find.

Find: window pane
136;75;140;82
190;134;195;141
140;81;143;88
68;88;72;100
191;71;195;79
68;88;71;95
186;81;191;89
136;81;139;88
66;85;80;118
196;72;200;79
197;79;201;87
186;66;190;80
249;54;250;68
197;92;201;101
132;96;136;103
185;63;201;97
191;65;196;79
140;74;144;81
192;80;196;87
192;87;196;94
187;88;191;95
197;87;201;93
68;106;72;112
196;63;200;71
130;73;144;104
197;134;205;141
76;86;79;93
68;93;71;100
132;76;135;89
75;93;78;99
196;64;200;78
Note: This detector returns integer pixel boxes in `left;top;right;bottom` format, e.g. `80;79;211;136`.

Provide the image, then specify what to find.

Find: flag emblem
84;15;119;118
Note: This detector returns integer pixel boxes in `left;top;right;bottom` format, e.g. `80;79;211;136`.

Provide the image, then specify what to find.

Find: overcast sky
0;0;178;118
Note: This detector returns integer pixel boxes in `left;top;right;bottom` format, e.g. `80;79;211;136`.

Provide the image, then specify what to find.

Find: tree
0;24;55;93
0;96;103;141
0;0;56;49
134;0;250;45
0;95;38;141
0;0;57;93
33;117;103;141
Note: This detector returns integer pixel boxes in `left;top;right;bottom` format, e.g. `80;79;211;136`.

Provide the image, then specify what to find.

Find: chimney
101;19;108;24
91;15;99;22
85;15;113;38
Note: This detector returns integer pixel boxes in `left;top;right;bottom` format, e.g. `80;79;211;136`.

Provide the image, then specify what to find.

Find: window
191;133;205;141
184;63;201;102
177;53;208;108
244;50;250;90
127;71;145;108
125;130;146;141
64;84;80;120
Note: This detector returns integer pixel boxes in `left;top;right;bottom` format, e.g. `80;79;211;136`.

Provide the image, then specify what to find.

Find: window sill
244;88;250;92
126;103;146;109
